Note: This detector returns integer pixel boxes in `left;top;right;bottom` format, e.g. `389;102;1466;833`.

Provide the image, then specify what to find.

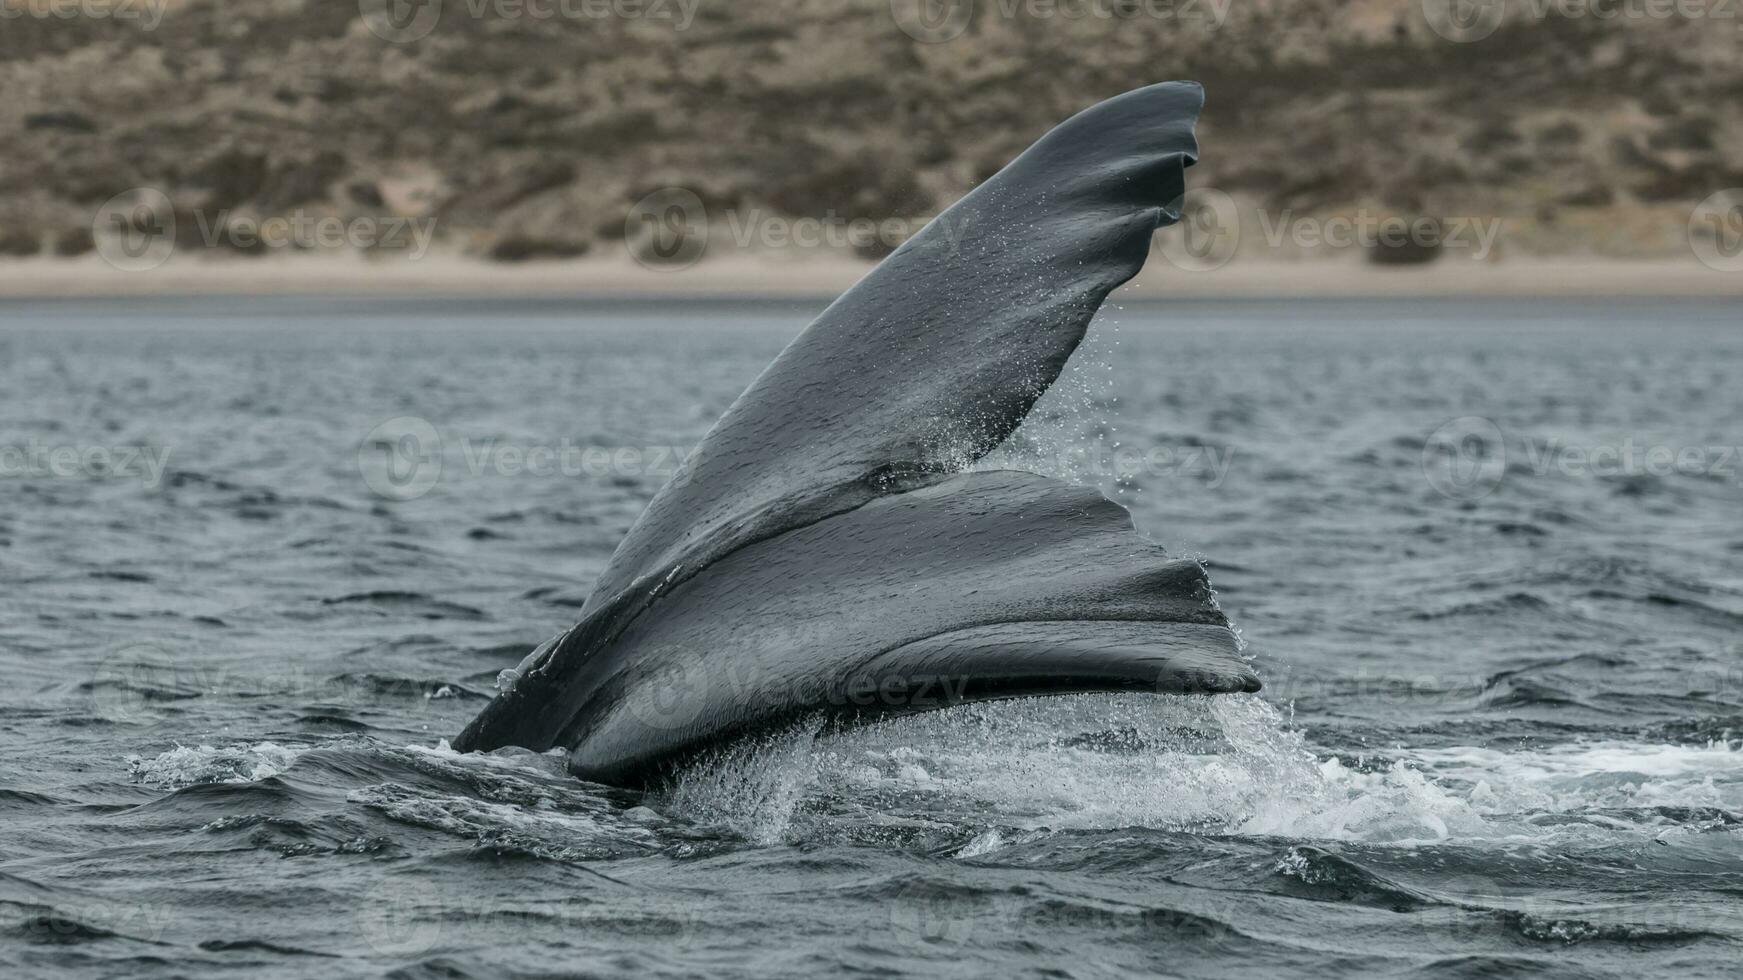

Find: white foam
1409;740;1743;820
128;741;305;789
663;721;821;845
661;695;1743;847
955;828;1006;857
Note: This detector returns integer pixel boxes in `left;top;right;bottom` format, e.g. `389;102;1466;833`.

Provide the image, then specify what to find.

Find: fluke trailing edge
454;81;1259;786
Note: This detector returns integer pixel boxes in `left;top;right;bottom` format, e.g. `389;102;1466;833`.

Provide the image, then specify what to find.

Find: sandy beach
2;253;1740;303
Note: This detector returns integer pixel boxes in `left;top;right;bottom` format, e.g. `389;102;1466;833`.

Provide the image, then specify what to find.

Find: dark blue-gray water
3;297;1740;979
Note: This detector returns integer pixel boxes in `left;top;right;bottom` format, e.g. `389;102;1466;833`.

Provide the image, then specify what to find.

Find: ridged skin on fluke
454;81;1259;786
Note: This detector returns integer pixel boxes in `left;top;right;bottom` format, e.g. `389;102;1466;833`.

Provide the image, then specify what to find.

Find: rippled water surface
3;297;1741;979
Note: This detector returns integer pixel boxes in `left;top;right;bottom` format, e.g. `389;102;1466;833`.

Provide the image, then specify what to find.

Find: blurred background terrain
2;0;1741;281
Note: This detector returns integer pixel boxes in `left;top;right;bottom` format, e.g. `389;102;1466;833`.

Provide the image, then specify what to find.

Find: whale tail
454;81;1259;786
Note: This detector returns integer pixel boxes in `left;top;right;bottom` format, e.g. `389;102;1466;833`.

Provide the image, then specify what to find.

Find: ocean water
2;296;1740;979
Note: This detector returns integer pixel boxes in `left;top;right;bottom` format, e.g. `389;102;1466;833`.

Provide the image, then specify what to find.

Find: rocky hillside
3;0;1740;264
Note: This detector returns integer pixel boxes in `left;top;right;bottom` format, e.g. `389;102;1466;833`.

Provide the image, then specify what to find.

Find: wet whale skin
452;81;1259;786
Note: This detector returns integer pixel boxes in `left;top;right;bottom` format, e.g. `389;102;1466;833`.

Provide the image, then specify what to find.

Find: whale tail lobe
454;81;1259;785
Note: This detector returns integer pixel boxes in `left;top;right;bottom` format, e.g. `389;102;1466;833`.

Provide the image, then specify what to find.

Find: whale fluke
454;81;1258;785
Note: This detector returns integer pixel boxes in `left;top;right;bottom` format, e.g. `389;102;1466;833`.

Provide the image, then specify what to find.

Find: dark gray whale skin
454;81;1259;786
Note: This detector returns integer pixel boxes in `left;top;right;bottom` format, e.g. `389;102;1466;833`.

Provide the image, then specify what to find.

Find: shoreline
1;254;1739;303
